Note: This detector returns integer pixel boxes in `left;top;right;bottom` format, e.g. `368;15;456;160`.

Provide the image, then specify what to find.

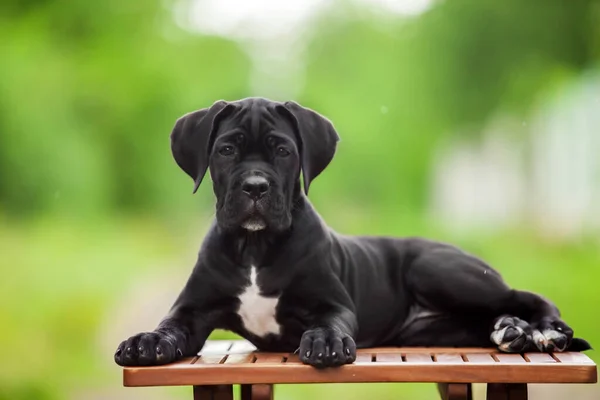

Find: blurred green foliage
0;0;599;399
0;0;251;218
303;0;599;212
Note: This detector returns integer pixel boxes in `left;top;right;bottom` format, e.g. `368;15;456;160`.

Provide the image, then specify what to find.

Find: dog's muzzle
240;175;269;231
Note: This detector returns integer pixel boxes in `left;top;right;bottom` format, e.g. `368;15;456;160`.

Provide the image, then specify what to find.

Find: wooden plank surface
524;353;556;363
464;353;496;364
435;353;466;364
494;354;527;364
200;341;234;355
404;353;433;363
196;341;234;364
375;353;403;363
123;340;597;387
254;353;285;364
355;353;373;363
554;352;596;364
223;340;256;364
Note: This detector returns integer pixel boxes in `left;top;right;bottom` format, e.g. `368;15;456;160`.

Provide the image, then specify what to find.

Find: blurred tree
299;0;599;214
0;0;251;218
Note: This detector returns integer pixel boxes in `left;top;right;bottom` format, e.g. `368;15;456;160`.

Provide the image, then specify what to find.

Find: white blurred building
429;72;600;238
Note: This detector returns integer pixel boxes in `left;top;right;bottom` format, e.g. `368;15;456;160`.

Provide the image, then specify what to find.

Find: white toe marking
498;343;511;352
491;326;508;345
491;321;527;352
542;329;564;341
494;316;510;331
237;266;281;337
543;329;567;351
533;329;566;351
532;329;546;350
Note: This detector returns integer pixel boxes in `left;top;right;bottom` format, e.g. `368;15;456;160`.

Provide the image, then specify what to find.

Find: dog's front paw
532;317;573;352
115;331;182;366
298;328;356;368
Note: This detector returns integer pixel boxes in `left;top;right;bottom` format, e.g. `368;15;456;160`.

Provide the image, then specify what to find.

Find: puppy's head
170;97;339;233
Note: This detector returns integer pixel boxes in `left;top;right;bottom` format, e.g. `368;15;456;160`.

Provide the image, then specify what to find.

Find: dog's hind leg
503;290;592;352
405;245;591;352
395;311;494;348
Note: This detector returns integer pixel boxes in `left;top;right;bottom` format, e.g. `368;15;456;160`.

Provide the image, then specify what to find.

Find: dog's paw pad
490;315;532;353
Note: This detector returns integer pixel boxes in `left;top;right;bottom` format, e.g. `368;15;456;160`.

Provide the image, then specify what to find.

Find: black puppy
115;97;590;368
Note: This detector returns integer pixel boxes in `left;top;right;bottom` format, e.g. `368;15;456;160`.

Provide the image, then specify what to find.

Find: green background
1;0;598;399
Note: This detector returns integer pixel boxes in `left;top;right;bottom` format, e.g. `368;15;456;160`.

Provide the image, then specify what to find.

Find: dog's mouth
218;189;290;233
239;199;269;232
241;215;267;232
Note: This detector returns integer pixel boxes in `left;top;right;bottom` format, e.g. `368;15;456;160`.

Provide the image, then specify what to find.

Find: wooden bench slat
199;341;234;355
355;353;373;363
283;354;301;364
464;353;496;364
197;341;236;364
228;341;257;354
405;353;433;363
123;340;597;387
435;353;465;364
222;341;257;364
167;358;198;366
254;353;285;364
196;354;227;364
224;353;256;364
524;353;556;363
494;354;527;364
554;352;595;364
375;353;403;363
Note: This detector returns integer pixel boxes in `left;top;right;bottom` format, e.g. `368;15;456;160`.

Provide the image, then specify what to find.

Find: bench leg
241;384;274;400
437;383;472;400
193;385;234;400
486;383;527;400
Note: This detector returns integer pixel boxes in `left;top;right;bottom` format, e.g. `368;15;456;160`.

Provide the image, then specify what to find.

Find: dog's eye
276;146;290;157
218;145;235;156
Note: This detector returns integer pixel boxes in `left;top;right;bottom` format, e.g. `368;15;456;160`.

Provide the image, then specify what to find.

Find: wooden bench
122;340;597;400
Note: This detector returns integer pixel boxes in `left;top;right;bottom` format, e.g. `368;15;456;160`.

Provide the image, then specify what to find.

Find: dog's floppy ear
170;100;233;193
279;101;340;194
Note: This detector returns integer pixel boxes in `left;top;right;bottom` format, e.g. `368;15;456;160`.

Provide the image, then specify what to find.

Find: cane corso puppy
115;97;590;368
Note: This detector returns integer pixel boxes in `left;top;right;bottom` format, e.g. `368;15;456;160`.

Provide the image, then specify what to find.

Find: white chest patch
237;267;281;337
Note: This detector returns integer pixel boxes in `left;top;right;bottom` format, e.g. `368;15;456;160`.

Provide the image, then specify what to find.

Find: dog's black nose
242;176;269;200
